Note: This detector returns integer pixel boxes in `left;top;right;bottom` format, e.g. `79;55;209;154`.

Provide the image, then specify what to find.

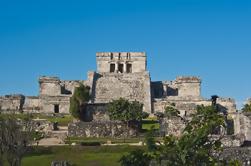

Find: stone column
115;63;118;73
163;85;167;97
124;62;127;73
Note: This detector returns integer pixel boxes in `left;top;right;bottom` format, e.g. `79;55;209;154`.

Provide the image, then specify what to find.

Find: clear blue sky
0;0;250;108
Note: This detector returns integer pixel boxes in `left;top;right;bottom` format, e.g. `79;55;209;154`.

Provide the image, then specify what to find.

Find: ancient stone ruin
0;52;251;143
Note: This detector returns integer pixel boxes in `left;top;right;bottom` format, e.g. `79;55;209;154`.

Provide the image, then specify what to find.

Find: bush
69;84;90;119
80;142;101;146
242;104;251;113
164;106;180;118
119;149;152;166
107;98;146;126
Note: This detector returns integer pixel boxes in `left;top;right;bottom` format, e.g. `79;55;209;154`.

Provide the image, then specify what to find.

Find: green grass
22;146;144;166
35;114;73;126
65;137;144;145
141;119;160;130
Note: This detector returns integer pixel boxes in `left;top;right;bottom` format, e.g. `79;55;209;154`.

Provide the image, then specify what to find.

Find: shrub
108;98;147;126
80;142;101;146
69;84;90;119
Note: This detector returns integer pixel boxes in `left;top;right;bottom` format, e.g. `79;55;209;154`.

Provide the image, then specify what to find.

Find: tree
120;105;228;166
145;127;157;152
119;149;152;166
164;106;180;118
69;84;90;119
159;105;226;165
0;113;33;166
107;98;148;126
242;103;251;113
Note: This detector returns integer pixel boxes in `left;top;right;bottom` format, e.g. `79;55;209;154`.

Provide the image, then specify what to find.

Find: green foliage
120;105;228;165
160;105;226;165
229;160;242;166
107;98;147;124
119;149;152;166
80;141;101;146
145;127;157;152
69;97;80;119
69;84;90;119
141;121;160;130
164;106;180;118
242;104;251;113
32;131;44;141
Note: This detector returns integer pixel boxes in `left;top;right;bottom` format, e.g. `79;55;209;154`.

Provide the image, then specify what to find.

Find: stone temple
1;52;251;141
0;52;236;115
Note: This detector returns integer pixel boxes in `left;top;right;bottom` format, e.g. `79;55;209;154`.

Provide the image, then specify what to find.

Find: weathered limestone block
39;77;61;96
222;137;242;147
85;104;109;122
239;113;251;141
23;96;41;113
31;119;52;133
40;96;70;114
92;72;152;113
0;94;25;112
219;147;251;165
96;52;146;73
68;121;137;138
217;98;236;113
160;117;186;137
175;76;201;97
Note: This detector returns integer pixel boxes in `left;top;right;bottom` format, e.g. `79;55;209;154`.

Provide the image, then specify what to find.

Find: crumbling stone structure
68;121;137;138
0;52;250;143
0;94;25;112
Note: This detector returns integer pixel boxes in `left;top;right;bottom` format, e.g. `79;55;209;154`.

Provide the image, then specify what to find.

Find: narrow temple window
126;64;132;73
111;53;114;60
110;64;115;73
118;64;124;73
54;104;59;113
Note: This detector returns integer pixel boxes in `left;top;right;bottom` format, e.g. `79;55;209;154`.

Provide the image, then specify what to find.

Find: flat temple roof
96;52;146;57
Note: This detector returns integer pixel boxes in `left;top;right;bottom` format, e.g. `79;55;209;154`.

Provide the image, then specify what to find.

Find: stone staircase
48;126;68;141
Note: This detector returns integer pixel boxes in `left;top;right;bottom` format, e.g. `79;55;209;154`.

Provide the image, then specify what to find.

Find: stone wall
239;113;251;141
175;76;201;97
151;77;201;99
38;76;90;114
160;117;186;137
85;104;109;122
156;97;239;137
217;98;236;113
60;80;82;95
220;136;242;147
219;147;251;165
0;94;25;112
153;98;211;116
92;72;152;113
39;76;87;96
153;97;236;116
96;52;147;73
40;96;70;114
23;96;41;113
68;121;137;138
39;77;62;96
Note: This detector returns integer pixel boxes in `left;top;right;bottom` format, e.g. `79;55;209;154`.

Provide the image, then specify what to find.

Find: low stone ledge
68;121;138;138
